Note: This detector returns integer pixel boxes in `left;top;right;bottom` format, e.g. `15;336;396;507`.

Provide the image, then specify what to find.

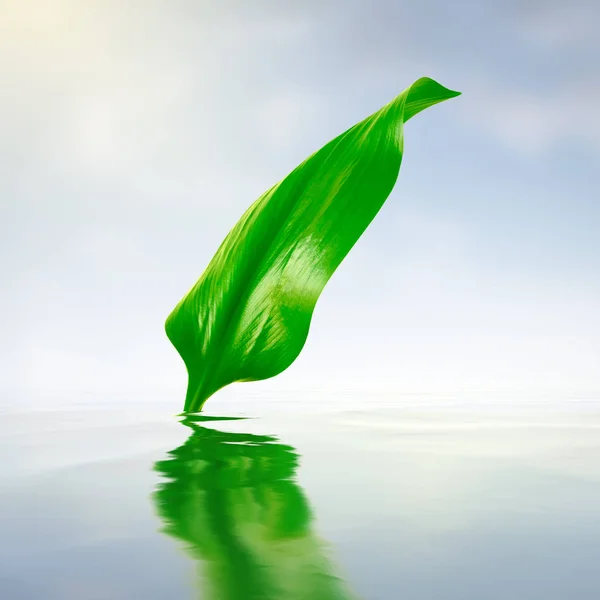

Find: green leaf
166;77;460;412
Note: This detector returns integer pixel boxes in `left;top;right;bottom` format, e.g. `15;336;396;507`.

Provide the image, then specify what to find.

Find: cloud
458;76;600;155
511;0;599;50
455;0;600;154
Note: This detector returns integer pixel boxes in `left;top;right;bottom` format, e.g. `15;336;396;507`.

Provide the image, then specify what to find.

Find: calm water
2;392;600;599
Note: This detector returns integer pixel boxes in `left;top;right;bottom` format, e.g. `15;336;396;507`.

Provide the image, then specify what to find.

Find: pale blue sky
1;0;598;404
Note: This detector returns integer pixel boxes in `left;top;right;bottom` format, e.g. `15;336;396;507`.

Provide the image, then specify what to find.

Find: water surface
2;392;600;598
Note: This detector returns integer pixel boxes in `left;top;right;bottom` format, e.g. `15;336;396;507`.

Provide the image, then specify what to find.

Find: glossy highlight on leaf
166;77;460;412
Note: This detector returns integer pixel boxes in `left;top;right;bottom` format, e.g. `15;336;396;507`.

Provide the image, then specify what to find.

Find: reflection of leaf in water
153;419;357;600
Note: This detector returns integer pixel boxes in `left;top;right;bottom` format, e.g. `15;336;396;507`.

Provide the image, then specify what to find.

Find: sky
1;0;599;405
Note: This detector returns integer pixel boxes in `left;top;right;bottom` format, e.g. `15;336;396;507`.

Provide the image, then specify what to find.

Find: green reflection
153;417;357;600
